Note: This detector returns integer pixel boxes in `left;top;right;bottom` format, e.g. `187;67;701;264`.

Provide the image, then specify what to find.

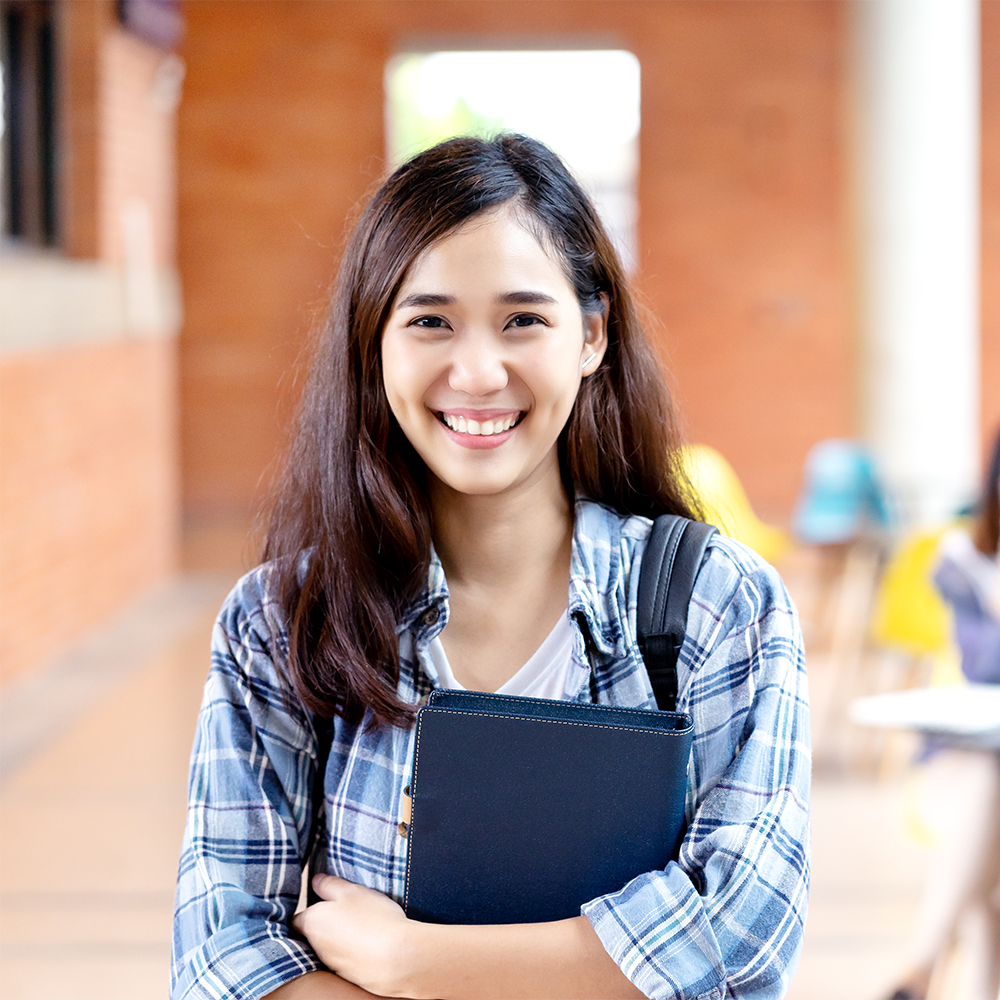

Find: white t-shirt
428;610;576;699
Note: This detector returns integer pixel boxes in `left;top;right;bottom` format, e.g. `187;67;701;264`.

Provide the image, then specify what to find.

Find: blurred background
1;1;998;998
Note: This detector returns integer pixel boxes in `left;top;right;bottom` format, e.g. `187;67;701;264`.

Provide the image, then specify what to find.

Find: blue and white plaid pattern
172;500;810;1000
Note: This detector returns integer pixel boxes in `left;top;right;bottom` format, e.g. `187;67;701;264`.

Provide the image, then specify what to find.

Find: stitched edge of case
403;710;427;913
428;690;692;725
419;707;690;737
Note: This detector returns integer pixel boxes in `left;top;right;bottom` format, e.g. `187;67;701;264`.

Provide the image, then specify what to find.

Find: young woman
171;135;810;1000
887;429;1000;1000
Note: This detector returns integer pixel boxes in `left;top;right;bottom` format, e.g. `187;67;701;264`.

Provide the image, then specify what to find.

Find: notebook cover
403;690;693;925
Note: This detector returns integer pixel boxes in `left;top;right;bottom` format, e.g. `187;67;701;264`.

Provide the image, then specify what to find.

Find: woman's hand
291;875;645;1000
292;875;412;997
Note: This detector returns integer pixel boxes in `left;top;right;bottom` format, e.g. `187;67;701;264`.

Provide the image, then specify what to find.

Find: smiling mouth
437;412;524;436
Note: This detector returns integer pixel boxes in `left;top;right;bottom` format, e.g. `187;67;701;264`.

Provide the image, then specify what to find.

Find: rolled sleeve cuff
173;921;322;1000
582;863;726;1000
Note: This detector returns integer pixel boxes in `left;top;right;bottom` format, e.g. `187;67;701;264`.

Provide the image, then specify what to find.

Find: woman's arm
292;875;644;1000
579;542;810;999
265;971;384;998
172;570;326;1000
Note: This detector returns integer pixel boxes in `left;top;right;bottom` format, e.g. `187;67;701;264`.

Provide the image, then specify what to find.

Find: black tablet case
403;690;693;925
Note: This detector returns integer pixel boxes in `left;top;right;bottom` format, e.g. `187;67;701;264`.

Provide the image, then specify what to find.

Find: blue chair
792;439;891;545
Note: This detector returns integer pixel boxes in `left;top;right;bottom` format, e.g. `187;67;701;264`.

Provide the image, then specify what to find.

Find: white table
849;684;1000;749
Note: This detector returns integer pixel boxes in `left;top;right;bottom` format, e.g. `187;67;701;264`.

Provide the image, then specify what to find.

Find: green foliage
387;56;506;166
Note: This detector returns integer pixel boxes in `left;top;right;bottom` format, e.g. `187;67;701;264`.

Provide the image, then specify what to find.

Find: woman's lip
439;421;516;450
436;409;523;437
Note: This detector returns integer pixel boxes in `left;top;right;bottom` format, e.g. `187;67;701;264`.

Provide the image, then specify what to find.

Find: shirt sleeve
171;569;324;1000
582;540;811;1000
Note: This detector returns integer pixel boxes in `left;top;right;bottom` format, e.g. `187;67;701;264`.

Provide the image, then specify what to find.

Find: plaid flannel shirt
171;499;811;1000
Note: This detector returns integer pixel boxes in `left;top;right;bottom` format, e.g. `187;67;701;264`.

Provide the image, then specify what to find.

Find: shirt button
422;606;440;626
398;821;409;838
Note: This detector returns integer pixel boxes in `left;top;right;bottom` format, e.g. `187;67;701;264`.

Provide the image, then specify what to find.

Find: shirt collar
396;543;450;641
397;498;626;659
567;498;626;657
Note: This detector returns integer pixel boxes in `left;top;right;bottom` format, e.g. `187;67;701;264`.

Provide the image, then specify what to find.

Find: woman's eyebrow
496;291;558;305
395;291;558;308
395;292;454;309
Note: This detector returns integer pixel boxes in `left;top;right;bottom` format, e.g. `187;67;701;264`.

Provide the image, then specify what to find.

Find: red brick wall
0;2;180;684
0;339;179;682
982;2;1000;461
631;2;848;518
99;28;179;265
178;0;850;522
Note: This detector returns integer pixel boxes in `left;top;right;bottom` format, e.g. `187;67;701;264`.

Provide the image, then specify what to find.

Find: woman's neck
427;464;575;692
429;470;573;593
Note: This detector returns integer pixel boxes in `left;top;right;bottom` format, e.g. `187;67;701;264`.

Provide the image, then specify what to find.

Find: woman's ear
580;294;609;376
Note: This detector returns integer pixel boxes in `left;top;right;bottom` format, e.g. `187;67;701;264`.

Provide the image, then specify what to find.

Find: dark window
2;0;58;246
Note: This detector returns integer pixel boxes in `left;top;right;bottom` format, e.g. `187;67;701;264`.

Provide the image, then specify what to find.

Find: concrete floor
0;534;965;999
0;576;229;1000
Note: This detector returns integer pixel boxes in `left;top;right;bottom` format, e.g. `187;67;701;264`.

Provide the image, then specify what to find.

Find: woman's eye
410;315;448;329
508;313;544;329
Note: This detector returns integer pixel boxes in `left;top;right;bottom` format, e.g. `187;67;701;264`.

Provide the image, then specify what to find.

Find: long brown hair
972;426;1000;556
265;135;695;729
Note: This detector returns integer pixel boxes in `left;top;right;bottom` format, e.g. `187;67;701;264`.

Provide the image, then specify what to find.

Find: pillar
850;0;981;525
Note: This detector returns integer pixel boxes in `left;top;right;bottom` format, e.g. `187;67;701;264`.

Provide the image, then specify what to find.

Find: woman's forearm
265;970;387;999
266;918;643;1000
294;875;645;1000
398;914;645;1000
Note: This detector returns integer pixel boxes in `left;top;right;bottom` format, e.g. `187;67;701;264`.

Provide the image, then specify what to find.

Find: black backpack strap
636;515;718;712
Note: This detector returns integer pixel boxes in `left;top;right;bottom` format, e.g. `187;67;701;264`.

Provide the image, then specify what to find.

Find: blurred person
887;428;1000;1000
170;135;811;1000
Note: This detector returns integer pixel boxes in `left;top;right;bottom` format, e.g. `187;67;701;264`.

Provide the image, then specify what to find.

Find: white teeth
441;413;520;436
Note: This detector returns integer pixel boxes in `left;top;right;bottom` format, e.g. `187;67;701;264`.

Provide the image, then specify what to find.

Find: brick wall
99;27;179;265
0;2;181;684
0;339;179;681
177;0;851;523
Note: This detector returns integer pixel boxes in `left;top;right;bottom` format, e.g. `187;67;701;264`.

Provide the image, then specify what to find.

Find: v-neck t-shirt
428;610;575;699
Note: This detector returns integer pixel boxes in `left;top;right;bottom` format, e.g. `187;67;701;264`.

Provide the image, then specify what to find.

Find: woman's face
381;205;607;501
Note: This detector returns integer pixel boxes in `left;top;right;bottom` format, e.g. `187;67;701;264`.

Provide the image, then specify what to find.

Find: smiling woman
381;205;607;500
170;135;811;1000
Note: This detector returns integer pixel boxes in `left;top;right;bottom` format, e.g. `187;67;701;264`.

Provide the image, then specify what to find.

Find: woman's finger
310;872;345;900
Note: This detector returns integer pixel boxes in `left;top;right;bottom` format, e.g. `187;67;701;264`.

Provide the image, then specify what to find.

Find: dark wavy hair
973;426;1000;556
264;134;695;729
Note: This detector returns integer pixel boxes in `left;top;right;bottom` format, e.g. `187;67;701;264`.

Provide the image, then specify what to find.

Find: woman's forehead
395;206;568;298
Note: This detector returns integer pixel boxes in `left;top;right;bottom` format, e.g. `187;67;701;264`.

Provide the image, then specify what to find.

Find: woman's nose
447;335;509;396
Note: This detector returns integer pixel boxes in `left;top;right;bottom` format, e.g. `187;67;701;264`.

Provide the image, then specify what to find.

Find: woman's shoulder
688;532;798;642
584;501;789;598
213;550;313;653
674;534;803;696
935;527;998;615
695;532;791;604
625;507;796;636
576;499;797;636
205;556;319;728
